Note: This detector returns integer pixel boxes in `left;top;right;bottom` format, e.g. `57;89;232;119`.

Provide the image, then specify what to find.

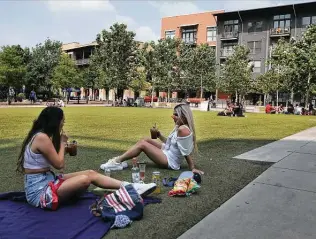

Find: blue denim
24;171;55;207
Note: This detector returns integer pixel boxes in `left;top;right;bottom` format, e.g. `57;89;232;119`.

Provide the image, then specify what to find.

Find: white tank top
23;133;51;170
162;125;194;170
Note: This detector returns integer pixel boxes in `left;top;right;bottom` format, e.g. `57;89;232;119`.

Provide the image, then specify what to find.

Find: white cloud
47;0;116;12
135;26;159;42
149;1;203;17
115;15;136;26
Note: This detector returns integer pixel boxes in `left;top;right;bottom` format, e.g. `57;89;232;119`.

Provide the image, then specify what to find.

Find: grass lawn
1;107;316;239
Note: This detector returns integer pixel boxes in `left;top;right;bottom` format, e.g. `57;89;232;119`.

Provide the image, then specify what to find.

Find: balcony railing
75;58;90;65
182;38;197;45
220;49;234;58
270;28;291;37
221;31;238;40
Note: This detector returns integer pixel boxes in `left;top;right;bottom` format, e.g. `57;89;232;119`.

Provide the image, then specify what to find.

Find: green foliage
94;23;138;94
26;38;62;93
129;70;151;93
0;45;29;90
219;45;252;96
51;53;80;92
179;43;216;94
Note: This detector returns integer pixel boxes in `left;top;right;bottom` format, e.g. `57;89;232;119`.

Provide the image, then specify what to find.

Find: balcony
220;49;234;58
221;31;238;41
75;58;90;66
182;38;197;45
270;28;291;37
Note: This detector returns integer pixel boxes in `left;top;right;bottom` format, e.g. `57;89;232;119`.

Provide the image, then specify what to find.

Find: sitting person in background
294;104;302;115
224;102;233;116
286;103;294;114
265;103;276;114
308;102;314;115
277;104;284;113
233;102;244;117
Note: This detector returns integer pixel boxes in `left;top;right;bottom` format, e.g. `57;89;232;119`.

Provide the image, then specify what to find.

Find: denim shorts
24;171;57;207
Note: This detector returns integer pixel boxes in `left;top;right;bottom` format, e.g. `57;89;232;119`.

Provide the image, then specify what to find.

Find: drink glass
138;162;146;182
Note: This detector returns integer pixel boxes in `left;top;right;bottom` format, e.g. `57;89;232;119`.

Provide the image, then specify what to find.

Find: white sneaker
100;157;128;171
132;183;157;197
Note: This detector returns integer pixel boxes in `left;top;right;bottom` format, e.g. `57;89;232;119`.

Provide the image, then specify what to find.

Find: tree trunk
276;90;279;108
306;72;311;108
151;85;154;107
291;89;294;104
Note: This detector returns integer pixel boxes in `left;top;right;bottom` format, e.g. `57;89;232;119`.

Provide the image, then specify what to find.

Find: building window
182;28;197;44
302;16;316;28
252;60;261;73
273;14;291;29
247;41;262;54
207;27;217;41
224;20;239;33
248;21;263;33
165;30;175;39
221;43;237;57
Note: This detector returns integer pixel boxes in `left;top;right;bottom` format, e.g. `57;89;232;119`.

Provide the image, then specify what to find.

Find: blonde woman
101;103;204;175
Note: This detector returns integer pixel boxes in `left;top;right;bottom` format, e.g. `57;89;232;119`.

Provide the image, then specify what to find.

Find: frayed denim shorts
24;171;57;207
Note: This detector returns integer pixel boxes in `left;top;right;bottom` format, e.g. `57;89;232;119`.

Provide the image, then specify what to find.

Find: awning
179;23;199;27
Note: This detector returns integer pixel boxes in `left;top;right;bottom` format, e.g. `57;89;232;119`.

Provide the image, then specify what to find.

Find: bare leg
116;139;168;168
57;170;122;202
143;137;162;149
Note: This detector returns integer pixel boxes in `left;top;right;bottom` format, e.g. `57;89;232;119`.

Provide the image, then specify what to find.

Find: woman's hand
192;168;204;175
61;132;68;143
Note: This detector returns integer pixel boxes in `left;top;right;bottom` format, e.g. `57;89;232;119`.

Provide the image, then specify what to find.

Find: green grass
1;107;316;239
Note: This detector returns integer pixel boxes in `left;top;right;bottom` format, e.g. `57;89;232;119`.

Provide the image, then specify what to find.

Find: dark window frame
224;20;239;33
248;21;263;33
273;14;291;29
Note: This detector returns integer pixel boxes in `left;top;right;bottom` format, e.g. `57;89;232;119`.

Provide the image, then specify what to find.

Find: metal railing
270;28;291;36
182;38;197;45
221;31;238;39
75;58;90;65
220;49;234;58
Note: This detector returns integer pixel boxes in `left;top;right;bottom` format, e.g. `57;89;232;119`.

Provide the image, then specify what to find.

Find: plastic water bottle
131;158;140;183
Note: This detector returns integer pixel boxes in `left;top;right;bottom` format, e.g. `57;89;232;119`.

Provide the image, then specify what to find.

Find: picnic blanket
0;191;161;239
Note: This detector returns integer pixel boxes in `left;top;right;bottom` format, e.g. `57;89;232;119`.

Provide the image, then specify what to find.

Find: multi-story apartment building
215;1;316;74
61;41;147;101
161;11;224;47
213;1;316;103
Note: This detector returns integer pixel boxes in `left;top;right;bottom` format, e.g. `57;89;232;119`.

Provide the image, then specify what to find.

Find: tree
129;69;151;97
179;43;216;98
26;38;62;95
219;45;252;101
81;55;103;101
94;23;138;99
0;45;30;103
51;53;80;95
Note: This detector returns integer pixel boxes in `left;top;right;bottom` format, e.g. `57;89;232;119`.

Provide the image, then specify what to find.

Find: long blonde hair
174;103;198;153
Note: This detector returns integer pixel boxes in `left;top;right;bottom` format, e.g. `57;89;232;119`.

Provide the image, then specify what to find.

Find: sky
0;0;314;47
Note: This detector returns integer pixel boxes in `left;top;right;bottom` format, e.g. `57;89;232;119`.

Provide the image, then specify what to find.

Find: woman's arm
157;131;167;143
35;133;67;170
185;155;204;175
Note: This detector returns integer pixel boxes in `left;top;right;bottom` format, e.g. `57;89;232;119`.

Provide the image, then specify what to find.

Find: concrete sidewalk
179;127;316;239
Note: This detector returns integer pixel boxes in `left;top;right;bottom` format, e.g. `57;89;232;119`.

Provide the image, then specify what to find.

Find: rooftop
213;0;316;16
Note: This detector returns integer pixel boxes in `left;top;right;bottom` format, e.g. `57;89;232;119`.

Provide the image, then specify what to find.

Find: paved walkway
178;127;316;239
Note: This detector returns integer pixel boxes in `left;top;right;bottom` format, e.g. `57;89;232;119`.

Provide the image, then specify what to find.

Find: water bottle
131;158;140;183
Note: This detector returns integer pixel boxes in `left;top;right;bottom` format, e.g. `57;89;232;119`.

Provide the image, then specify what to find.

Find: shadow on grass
0;137;276;239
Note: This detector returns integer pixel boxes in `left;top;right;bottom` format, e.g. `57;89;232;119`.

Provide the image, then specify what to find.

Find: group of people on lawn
18;103;203;210
265;102;315;115
218;101;244;117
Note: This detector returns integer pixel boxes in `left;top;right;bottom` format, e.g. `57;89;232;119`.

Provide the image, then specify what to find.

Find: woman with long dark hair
18;107;155;210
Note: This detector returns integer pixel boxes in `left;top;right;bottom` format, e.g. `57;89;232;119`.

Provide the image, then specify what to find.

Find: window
182;28;197;44
302;16;316;28
207;27;217;41
224;20;239;33
247;41;262;54
165;30;175;39
251;60;261;73
273;14;291;29
248;21;263;33
221;43;237;57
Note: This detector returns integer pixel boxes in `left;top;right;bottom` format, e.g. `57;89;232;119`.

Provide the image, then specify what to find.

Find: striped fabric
104;186;136;213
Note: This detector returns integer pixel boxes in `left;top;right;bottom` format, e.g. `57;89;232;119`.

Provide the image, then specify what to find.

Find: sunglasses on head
173;113;178;117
